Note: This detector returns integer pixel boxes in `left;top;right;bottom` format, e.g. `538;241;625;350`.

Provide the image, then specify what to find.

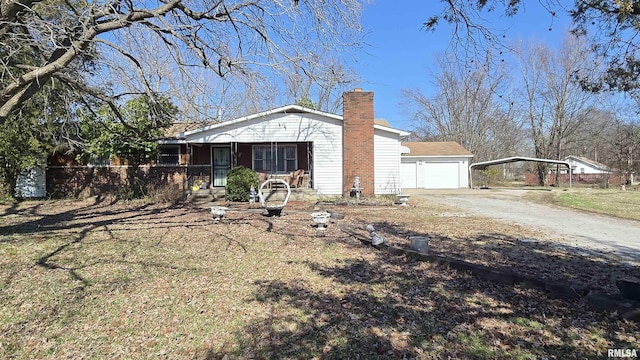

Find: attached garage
400;142;473;189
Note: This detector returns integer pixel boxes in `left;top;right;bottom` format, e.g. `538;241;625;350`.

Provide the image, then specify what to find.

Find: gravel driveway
406;188;640;263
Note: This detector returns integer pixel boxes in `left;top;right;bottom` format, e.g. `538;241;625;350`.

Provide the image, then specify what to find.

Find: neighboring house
399;142;473;189
537;155;619;186
559;155;613;175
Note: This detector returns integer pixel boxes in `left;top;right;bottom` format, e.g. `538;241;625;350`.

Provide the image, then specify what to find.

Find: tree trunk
536;163;546;187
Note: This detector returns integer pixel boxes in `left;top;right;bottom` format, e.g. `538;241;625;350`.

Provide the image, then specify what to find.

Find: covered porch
184;141;314;192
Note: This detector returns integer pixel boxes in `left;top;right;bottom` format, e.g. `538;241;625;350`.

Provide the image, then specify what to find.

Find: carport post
569;166;572;188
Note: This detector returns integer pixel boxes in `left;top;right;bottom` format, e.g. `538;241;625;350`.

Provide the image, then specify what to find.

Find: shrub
481;167;502;186
147;183;185;204
0;180;14;204
225;166;259;202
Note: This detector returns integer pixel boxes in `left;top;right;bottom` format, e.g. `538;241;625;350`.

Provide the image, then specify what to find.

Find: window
252;145;297;174
87;156;111;167
158;146;181;166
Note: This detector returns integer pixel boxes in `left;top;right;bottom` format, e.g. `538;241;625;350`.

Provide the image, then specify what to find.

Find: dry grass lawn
551;188;640;221
0;196;638;359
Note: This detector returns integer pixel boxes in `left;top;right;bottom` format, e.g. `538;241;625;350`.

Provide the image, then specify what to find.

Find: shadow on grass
2;201;639;358
352;219;640;296
0;198;211;294
206;220;640;359
0;197;167;238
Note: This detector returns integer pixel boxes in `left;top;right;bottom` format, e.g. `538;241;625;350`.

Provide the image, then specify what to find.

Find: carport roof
469;156;574;188
469;156;571;171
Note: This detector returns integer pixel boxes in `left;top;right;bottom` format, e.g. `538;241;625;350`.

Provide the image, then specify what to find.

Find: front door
212;147;231;187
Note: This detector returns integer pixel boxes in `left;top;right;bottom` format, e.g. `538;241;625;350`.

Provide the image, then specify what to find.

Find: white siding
312;139;343;196
374;129;402;194
185;113;342;144
565;158;610;174
185;113;344;195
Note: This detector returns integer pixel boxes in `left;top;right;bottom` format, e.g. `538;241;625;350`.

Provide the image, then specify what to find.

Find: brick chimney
343;88;375;197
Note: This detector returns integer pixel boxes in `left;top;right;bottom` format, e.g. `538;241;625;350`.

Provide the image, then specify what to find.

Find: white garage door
400;162;417;189
424;162;459;189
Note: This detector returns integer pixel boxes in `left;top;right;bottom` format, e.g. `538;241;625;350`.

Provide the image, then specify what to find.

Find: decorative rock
366;224;385;246
371;231;385;246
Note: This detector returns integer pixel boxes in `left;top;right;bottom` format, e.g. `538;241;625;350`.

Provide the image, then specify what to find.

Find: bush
0;180;14;204
225;166;259;202
147;183;185;204
481;167;502;187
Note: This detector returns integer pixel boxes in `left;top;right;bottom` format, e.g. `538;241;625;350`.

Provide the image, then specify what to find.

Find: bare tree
515;35;597;185
562;108;616;163
608;100;640;184
425;0;640;94
284;54;359;113
0;0;365;122
516;40;549;184
402;53;523;162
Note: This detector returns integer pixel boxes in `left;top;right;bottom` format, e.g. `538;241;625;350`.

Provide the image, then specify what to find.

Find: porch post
232;142;238;168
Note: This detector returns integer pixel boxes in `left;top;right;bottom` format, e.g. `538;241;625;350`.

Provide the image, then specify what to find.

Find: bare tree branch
0;0;365;122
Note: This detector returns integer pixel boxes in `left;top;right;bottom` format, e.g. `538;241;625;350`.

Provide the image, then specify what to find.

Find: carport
469;156;572;188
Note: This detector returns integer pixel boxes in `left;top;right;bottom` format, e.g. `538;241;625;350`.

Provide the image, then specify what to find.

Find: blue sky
354;1;573;131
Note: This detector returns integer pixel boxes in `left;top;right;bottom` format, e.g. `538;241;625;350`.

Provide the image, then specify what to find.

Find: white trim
373;124;410;137
159;139;186;144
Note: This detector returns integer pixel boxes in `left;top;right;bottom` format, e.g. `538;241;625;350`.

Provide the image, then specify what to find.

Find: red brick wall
47;166;188;198
343;89;375;197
